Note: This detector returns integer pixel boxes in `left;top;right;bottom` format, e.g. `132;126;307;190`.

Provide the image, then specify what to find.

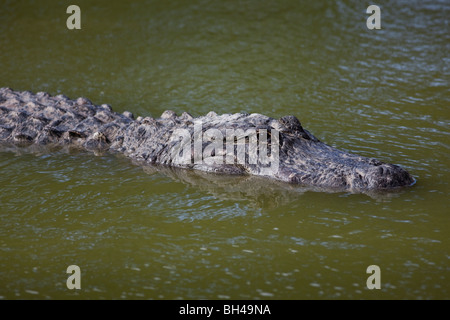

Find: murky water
0;0;449;299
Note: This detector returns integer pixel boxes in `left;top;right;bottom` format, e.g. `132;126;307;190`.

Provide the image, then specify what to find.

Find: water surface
0;0;449;299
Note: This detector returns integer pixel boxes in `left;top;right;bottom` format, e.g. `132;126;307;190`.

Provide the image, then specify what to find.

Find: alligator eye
369;159;383;166
278;115;304;133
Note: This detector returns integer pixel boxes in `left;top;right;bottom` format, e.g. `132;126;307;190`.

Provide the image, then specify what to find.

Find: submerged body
0;88;415;192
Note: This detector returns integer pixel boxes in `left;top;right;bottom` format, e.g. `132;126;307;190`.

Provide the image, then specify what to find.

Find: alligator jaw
275;137;416;191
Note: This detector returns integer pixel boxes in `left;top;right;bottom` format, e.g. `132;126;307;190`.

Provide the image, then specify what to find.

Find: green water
0;0;449;299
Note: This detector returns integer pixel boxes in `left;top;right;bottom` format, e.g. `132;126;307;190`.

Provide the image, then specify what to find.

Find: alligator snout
364;162;415;190
274;130;415;192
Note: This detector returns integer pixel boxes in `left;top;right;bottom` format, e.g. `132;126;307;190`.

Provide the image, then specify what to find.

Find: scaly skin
0;88;415;192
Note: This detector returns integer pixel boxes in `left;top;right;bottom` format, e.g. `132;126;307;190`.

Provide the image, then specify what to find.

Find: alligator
0;87;415;193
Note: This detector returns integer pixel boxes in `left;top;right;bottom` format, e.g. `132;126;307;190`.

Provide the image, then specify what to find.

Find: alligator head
272;115;415;190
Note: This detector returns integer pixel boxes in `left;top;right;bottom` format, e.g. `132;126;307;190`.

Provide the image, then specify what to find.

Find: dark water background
0;0;449;299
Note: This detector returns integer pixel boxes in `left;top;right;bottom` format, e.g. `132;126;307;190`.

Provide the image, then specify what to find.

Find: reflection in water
0;141;408;210
143;163;308;208
139;162;408;206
